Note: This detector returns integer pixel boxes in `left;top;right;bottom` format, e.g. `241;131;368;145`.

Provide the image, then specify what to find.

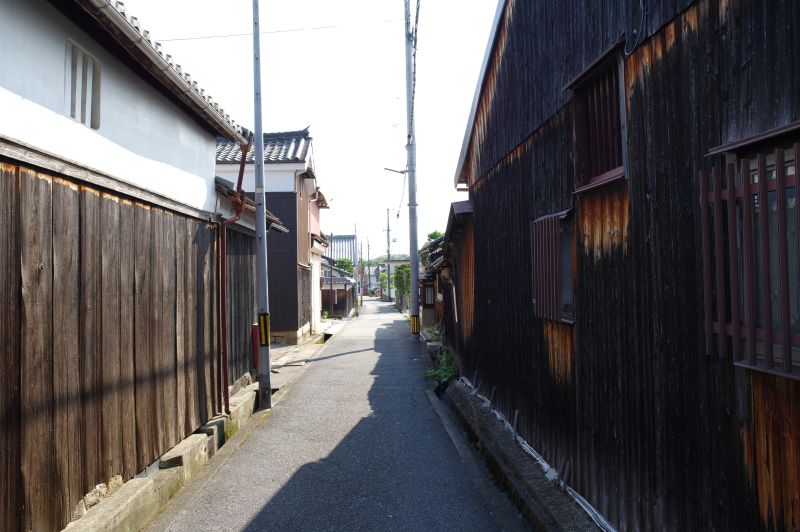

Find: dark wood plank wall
265;192;299;331
452;0;800;530
0;160;222;531
226;228;257;383
0;164;21;532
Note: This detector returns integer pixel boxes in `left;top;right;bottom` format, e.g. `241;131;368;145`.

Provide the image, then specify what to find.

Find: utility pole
386;208;392;302
252;0;272;408
367;238;371;293
403;0;421;334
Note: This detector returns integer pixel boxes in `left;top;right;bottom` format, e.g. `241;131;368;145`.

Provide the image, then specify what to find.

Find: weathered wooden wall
449;0;800;530
225;228;257;383
0;160;221;532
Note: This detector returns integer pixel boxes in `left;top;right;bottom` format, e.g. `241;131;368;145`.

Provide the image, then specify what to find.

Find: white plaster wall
215;164;303;194
0;0;218;211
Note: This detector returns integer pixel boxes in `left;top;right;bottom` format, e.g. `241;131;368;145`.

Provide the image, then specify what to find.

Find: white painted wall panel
0;0;216;188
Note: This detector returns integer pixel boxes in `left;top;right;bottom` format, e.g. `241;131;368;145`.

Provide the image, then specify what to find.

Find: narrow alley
149;299;524;531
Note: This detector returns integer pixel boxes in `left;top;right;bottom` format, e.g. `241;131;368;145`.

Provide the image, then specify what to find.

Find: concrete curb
62;384;259;532
442;381;598;531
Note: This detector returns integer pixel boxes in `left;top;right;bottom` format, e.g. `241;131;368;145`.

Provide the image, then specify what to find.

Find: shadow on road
240;300;501;531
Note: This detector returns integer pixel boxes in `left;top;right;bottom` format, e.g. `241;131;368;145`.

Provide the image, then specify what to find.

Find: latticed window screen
699;144;799;378
67;41;101;129
573;57;623;188
531;210;574;323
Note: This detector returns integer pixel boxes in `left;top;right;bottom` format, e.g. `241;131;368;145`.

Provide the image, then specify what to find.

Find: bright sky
122;0;497;257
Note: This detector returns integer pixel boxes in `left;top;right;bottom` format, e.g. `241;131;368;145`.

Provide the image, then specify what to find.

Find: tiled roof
216;129;311;164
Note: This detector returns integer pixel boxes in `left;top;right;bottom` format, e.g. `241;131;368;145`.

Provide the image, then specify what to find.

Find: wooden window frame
531;209;574;324
423;282;435;309
570;51;627;194
699;135;800;379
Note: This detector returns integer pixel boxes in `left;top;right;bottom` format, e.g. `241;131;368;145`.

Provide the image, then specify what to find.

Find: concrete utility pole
386;208;392;302
403;0;421;334
252;0;271;408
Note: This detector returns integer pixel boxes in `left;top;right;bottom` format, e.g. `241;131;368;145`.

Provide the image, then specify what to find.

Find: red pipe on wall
218;138;251;415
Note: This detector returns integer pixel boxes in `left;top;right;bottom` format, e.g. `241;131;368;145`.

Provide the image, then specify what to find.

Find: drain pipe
219;138;251;414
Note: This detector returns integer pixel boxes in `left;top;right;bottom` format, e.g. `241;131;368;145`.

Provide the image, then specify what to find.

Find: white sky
122;0;497;257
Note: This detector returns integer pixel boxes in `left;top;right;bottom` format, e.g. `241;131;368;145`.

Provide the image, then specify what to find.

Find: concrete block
64;478;157;532
159;433;210;482
152;468;185;508
199;415;227;452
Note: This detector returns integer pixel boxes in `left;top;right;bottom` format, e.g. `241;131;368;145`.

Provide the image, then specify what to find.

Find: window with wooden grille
699;141;799;378
572;54;625;192
66;41;101;129
423;282;435;308
531;209;574;323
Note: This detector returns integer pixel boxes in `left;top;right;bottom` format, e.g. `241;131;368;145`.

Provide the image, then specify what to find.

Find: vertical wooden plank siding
162;212;178;449
52;178;82;524
699;171;713;354
452;1;800;530
175;214;187;440
210;224;220;416
133;203;153;471
712;167;727;358
118;199;137;479
200;224;213;420
150;208;165;455
100;193;122;480
0;161;235;531
19;169;57;531
0;164;21;532
184;218;201;430
80;186;102;489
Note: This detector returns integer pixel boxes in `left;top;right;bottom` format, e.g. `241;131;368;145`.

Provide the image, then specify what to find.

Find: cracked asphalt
150;298;524;531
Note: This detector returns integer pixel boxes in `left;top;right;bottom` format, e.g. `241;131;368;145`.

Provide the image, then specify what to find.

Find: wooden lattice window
531;209;574;323
66;41;101;129
699;143;799;378
572;53;625;192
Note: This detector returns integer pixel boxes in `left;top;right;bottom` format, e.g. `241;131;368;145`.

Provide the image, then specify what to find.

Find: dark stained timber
19;168;57;531
446;0;800;530
119;199;137;479
100;193;123;480
0;163;22;532
52;177;83;524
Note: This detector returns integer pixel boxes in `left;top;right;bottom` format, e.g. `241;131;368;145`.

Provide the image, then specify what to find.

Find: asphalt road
151;299;524;531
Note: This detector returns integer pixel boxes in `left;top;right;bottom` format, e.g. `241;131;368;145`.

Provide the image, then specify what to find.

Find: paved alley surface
151;299;523;531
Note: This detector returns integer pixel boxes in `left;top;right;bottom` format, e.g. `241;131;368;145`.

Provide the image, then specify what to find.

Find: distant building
217;128;328;344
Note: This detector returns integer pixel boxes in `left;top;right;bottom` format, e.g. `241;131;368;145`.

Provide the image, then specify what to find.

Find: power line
159;18;398;42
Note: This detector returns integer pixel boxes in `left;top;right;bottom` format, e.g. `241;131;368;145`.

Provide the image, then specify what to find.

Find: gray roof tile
216;128;311;164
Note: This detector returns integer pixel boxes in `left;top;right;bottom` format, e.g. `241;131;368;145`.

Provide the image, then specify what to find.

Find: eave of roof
215;177;289;233
72;0;245;144
444;200;474;247
452;0;508;188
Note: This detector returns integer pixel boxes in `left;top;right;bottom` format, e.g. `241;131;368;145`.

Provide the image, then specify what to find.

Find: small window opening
67;41;101;129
